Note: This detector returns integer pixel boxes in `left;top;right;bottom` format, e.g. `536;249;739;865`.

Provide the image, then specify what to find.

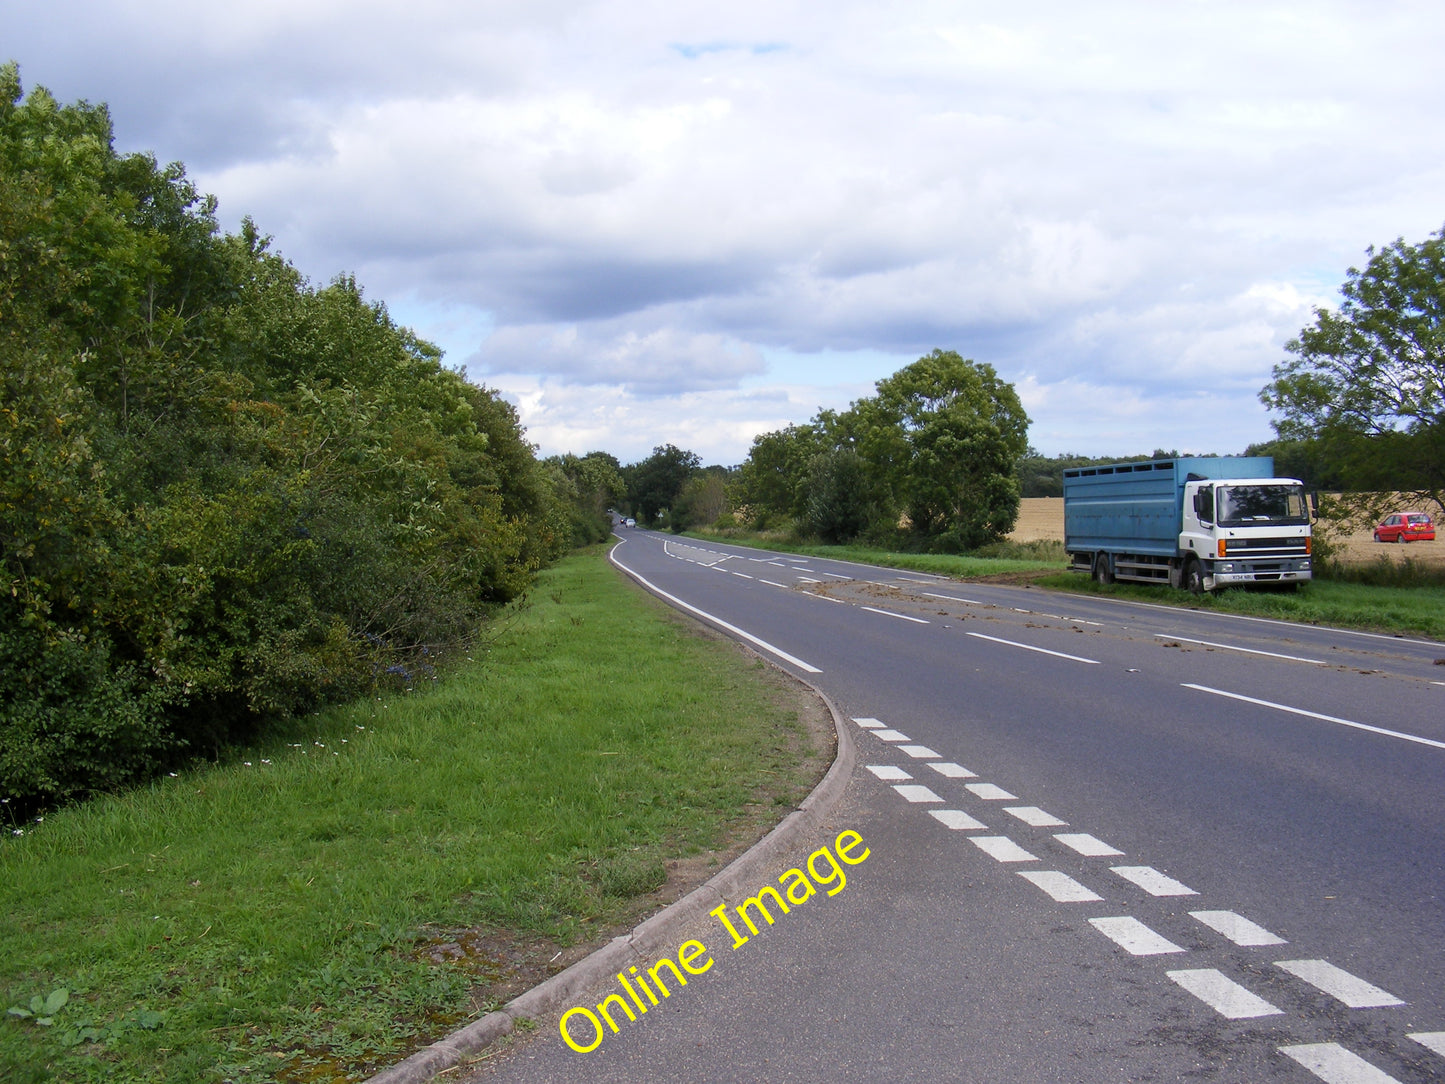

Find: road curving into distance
447;528;1445;1084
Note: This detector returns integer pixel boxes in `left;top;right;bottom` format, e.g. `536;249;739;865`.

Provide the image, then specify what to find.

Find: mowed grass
0;546;823;1083
683;529;1065;578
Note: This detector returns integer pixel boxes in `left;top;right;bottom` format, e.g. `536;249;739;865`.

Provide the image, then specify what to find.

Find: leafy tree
624;444;701;526
0;66;566;810
855;350;1030;550
1261;225;1445;517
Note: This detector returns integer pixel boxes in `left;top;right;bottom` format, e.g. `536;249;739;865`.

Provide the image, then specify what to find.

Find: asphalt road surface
469;529;1445;1083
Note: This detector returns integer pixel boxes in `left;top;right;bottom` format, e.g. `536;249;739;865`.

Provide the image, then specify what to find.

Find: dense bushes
0;66;573;811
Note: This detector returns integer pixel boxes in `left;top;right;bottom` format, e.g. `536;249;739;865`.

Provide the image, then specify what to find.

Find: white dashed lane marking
1017;870;1102;903
1189;910;1286;947
1004;806;1067;827
861;606;930;624
1275;960;1405;1008
1111;865;1198;897
1410;1032;1445;1057
1167;968;1284;1019
1054;833;1125;856
854;709;1440;1073
965;783;1018;800
1156;633;1329;666
969;836;1039;863
966;631;1101;665
866;765;912;781
1280;1043;1404;1084
1182;684;1445;750
893;784;944;803
929;809;988;831
1090;916;1185;956
928;762;977;778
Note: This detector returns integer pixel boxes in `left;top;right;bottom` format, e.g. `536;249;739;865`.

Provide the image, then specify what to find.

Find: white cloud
7;0;1445;462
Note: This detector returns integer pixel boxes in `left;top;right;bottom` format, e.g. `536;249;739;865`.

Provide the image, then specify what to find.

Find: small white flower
11;829;22;836
243;762;252;767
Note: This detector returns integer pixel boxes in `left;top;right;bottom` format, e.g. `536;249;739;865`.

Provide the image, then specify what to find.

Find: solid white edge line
609;543;822;673
1157;634;1328;665
966;631;1100;664
861;606;930;624
1182;684;1445;750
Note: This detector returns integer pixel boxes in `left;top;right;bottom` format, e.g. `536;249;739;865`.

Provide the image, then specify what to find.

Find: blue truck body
1062;456;1312;591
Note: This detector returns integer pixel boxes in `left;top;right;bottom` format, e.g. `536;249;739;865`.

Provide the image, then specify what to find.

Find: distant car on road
624;517;636;528
1373;511;1435;543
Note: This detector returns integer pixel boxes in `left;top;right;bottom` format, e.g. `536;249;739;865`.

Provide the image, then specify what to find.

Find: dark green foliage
622;443;701;526
0;65;564;810
737;351;1030;550
1261;225;1445;518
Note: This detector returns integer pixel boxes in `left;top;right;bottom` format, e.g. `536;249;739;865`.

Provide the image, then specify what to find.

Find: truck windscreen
1217;484;1309;527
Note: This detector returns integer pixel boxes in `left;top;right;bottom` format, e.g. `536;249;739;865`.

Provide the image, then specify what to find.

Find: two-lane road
475;530;1444;1083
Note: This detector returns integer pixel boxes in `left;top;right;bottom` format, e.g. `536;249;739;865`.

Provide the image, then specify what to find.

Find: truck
1062;456;1312;593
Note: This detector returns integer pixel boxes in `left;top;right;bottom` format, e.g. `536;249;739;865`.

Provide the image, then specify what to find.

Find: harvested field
1008;497;1445;568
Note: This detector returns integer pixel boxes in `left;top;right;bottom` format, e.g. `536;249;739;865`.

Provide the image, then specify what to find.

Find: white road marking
893;784;944;803
1017;870;1102;902
929;762;978;778
731;572;753;579
899;745;940;758
969;836;1039;863
818;571;851;579
1409;1032;1445;1057
805;592;848;604
852;717;885;727
1275;960;1405;1008
1111;865;1198;897
871;729;910;741
929;809;988;830
1156;634;1327;665
1166;969;1283;1019
797;576;821;584
1054;833;1125;857
760;579;789;588
866;765;912;781
1089;916;1185;956
1182;684;1445;750
607;547;821;673
922;592;989;606
861;606;930;624
1189;910;1286;946
1005;806;1068;827
965;783;1019;800
966;632;1101;665
1279;1043;1404;1084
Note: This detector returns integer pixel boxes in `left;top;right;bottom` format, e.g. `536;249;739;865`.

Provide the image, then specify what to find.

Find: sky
6;1;1444;467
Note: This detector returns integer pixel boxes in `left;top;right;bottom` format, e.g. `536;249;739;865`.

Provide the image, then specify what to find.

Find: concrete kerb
363;547;858;1084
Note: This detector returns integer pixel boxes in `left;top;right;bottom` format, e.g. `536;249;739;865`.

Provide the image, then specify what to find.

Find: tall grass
0;546;822;1083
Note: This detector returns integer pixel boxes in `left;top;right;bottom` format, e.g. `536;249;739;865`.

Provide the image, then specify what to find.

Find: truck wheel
1184;557;1205;595
1093;555;1113;586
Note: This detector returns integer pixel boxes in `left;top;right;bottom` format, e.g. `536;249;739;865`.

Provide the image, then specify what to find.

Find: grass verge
0;545;828;1084
682;529;1064;578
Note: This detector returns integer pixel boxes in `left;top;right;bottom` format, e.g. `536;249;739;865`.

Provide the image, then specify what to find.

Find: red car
1373;512;1436;543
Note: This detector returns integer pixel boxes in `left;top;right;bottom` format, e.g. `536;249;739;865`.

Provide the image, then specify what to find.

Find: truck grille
1223;536;1309;558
